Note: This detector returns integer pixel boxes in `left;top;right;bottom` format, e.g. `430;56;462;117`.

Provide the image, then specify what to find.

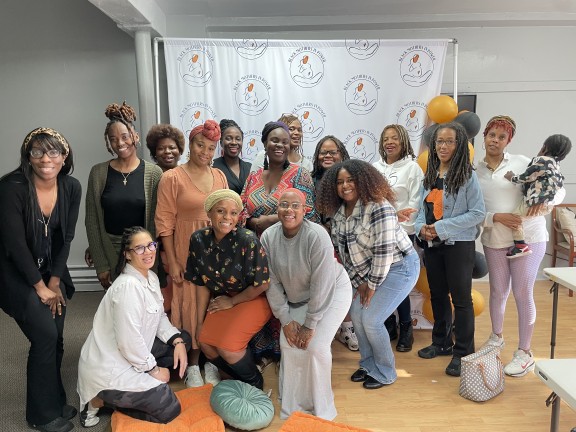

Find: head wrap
204;189;243;213
280;188;306;205
190;119;221;143
261;121;290;144
22;127;70;156
483;115;516;141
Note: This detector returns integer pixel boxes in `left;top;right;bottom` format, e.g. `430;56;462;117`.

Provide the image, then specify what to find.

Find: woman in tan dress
155;120;227;388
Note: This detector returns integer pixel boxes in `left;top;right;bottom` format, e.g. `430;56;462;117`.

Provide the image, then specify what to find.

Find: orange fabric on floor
279;412;372;432
199;295;272;352
111;385;224;432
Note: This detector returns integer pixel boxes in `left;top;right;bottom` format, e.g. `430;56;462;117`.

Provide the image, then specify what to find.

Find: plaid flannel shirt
331;200;413;290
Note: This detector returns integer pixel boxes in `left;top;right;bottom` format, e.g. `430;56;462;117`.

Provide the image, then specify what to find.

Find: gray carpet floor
0;291;111;432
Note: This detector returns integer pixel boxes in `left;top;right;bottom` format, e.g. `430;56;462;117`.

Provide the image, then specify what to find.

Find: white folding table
542;268;576;358
535;359;576;432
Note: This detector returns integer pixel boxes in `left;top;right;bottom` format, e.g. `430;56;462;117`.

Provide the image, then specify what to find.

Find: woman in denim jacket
414;122;485;377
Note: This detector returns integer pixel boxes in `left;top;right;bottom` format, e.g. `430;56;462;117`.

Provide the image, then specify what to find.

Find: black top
37;204;61;274
101;160;145;235
212;157;251;195
185;227;269;296
0;172;81;319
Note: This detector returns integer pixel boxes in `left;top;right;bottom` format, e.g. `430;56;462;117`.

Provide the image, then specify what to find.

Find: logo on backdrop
234;75;271;116
399;46;435;87
344;129;378;163
179;102;218;143
344;75;380;115
242;129;263;162
288;47;325;87
291;103;326;142
345;39;380;60
396;101;428;141
177;46;214;87
234;39;268;60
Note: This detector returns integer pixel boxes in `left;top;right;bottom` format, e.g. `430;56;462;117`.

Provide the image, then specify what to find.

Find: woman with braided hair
212;119;252;194
155;120;228;388
414;122;485;377
85;102;163;289
249;114;314;173
0;128;81;432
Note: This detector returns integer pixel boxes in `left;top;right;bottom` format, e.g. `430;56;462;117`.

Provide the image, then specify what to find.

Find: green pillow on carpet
210;380;274;430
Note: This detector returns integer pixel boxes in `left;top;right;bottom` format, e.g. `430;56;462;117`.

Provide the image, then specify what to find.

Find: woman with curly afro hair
317;159;419;390
145;124;185;172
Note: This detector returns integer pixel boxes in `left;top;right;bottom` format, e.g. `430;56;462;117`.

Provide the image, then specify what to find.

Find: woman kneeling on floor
77;226;191;427
186;189;272;389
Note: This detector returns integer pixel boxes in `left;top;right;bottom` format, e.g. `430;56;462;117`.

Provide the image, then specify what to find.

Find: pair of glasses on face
278;201;303;210
319;150;340;157
29;149;62;159
128;241;158;255
435;139;456;147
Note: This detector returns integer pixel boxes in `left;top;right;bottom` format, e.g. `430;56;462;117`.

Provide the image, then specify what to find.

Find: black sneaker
29;417;73;432
418;344;453;359
445;357;462;377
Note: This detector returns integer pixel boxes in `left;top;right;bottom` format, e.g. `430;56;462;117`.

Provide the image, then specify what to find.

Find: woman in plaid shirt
317;159;420;389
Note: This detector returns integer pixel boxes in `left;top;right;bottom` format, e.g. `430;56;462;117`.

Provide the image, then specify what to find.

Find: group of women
0;102;556;431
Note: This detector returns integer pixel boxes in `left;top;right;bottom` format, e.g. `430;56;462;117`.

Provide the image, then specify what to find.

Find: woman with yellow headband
185;189;271;389
0;128;81;432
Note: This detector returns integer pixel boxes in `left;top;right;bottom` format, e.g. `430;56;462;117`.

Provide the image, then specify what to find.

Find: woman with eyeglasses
78;227;191;428
0;128;80;432
249;114;314;173
414;122;485;377
85;102;163;290
185;190;271;389
373;124;424;353
261;189;351;419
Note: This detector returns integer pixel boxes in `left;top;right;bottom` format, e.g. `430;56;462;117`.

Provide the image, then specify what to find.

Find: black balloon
454;111;481;140
472;251;488;279
421;124;438;148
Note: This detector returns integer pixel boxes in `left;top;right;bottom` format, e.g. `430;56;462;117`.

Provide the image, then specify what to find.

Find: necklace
120;170;132;186
38;186;57;237
485;154;504;172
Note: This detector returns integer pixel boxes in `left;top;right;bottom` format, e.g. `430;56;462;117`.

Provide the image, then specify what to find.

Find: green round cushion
210;380;274;430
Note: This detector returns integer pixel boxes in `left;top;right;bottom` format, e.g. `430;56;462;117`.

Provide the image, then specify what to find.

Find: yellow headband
204;189;243;213
22;127;70;156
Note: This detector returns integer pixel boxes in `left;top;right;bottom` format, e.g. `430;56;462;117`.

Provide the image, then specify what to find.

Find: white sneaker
504;349;535;377
185;365;204;387
482;333;505;349
204;362;221;386
80;402;100;428
336;326;359;351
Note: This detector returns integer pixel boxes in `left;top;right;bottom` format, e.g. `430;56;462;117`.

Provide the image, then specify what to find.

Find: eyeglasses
319;150;340;157
435;139;456;147
279;201;303;210
128;241;158;255
29;148;62;159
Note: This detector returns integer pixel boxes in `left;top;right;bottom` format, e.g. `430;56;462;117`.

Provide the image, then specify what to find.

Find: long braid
423;122;472;195
104;101;138;155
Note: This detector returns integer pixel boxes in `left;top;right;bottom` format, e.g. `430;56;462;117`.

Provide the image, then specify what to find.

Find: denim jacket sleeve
434;171;486;242
414;183;427;239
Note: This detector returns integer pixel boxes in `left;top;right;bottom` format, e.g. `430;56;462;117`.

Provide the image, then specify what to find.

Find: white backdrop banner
163;38;448;162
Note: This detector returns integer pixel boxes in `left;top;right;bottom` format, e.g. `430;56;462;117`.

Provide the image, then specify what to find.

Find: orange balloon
417;150;428;172
422;298;434;323
471;289;485;317
415;267;430;298
427;95;458;124
468;141;475;162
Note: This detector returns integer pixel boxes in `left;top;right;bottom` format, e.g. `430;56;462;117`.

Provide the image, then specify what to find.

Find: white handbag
459;345;505;402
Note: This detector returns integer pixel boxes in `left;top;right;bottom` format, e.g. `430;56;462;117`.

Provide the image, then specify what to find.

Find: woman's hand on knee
149;366;170;383
355;282;374;308
283;321;301;347
173;342;188;379
207;296;234;313
296;326;314;350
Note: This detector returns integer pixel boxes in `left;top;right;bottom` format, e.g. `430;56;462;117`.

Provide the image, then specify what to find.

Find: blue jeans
351;252;420;384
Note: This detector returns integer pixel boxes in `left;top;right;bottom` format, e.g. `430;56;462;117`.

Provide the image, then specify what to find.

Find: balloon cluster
417;95;482;173
415;251;488;323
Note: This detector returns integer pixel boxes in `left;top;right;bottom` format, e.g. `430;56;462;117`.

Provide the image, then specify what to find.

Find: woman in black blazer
0;128;81;432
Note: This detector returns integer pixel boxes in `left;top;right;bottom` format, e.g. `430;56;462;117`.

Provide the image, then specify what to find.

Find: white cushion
557;207;576;244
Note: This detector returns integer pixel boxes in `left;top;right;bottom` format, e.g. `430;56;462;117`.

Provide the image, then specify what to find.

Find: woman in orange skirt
185;189;272;389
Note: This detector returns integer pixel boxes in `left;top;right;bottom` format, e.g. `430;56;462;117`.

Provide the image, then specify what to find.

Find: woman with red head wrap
155;119;228;388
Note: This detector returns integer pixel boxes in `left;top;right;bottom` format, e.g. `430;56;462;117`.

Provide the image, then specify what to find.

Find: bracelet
173;340;185;347
148;366;160;376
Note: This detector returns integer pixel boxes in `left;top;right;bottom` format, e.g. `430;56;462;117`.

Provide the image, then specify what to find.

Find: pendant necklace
121;170;132;186
485;154;504;172
39;186;57;237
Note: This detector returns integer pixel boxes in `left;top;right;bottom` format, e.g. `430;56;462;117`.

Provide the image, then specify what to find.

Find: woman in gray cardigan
85;102;162;289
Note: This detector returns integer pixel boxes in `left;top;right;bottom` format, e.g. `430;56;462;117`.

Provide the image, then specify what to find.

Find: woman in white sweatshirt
373;124;424;352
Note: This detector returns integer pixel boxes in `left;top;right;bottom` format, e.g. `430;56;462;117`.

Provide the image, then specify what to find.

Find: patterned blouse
185;227;269;296
239;164;319;224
